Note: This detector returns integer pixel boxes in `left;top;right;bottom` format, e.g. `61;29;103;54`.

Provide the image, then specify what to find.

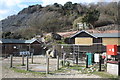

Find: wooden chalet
70;30;120;53
0;39;42;57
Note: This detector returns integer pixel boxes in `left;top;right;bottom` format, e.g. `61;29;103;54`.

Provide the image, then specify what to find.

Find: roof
57;31;78;37
70;30;97;38
93;33;120;38
0;38;41;44
70;30;120;38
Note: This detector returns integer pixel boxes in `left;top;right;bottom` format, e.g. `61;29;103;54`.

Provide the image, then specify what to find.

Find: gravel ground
1;56;101;78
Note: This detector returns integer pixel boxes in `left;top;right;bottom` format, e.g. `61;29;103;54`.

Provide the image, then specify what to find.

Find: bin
86;53;93;65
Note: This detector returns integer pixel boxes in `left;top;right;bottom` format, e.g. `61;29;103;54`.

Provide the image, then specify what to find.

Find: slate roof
70;30;120;38
0;38;41;44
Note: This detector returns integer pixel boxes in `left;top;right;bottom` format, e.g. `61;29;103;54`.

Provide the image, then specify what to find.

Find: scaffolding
54;44;87;65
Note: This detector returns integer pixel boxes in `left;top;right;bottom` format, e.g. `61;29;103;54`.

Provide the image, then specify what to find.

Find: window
93;38;102;44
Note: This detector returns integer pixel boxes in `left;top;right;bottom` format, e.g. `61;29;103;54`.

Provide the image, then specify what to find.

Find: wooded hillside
1;2;120;39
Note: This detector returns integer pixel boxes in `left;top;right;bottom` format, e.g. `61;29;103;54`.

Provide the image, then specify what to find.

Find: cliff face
1;3;85;32
1;2;120;33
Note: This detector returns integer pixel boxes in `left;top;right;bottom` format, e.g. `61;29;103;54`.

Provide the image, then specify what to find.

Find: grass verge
59;65;120;79
68;65;84;70
11;67;47;76
93;71;120;79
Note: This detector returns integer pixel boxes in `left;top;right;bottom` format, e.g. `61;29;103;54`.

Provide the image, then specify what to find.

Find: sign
107;45;117;55
20;51;30;55
94;54;99;62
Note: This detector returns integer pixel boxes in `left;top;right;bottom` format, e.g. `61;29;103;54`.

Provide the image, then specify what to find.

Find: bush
60;60;70;67
95;20;113;27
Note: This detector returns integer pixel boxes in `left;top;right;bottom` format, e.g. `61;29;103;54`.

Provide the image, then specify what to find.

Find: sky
0;0;119;20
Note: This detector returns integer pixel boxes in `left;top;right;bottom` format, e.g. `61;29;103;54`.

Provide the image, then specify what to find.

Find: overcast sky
0;0;119;20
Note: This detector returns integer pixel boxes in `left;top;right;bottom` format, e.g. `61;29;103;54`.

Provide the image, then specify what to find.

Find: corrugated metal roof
25;39;38;43
70;30;120;38
0;38;41;44
93;33;120;38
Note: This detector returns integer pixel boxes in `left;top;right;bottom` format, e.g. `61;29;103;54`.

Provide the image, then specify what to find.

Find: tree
54;3;59;7
82;9;100;28
51;32;61;40
118;1;120;24
73;17;83;30
64;1;73;10
2;32;23;39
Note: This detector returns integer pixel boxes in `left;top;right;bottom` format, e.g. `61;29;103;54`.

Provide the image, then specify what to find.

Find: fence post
57;55;59;70
46;56;49;74
10;55;13;68
22;54;24;66
31;53;33;64
26;56;29;71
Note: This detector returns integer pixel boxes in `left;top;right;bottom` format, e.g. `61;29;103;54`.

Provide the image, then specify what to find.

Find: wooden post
26;56;29;71
99;55;102;71
31;53;33;64
10;55;13;68
29;44;31;52
46;56;49;74
63;53;65;66
72;53;74;64
22;54;24;66
73;45;74;64
86;55;88;68
57;55;59;70
76;54;78;65
118;61;120;76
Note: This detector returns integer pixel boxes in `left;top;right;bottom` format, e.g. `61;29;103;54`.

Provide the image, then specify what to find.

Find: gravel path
1;57;101;78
